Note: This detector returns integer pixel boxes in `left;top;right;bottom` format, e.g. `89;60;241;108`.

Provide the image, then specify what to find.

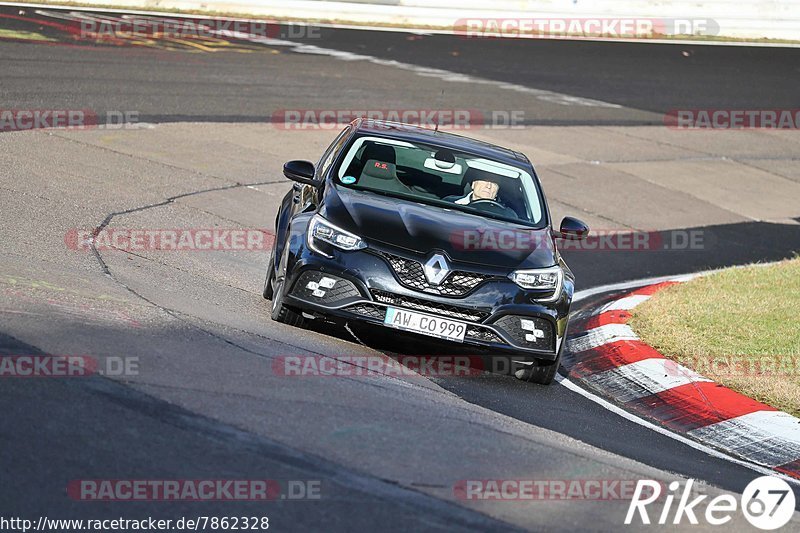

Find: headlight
509;265;563;302
307;214;367;257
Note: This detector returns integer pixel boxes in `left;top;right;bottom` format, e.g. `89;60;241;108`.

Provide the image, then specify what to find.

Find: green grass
629;258;800;417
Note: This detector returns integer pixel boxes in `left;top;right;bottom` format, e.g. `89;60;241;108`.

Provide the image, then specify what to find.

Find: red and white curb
565;279;800;480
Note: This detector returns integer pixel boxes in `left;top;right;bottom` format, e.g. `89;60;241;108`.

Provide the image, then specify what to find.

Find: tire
514;343;564;386
263;251;275;300
488;356;517;376
514;359;559;385
270;279;306;327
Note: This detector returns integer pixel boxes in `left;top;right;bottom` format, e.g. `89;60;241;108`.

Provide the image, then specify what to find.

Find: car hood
320;185;556;269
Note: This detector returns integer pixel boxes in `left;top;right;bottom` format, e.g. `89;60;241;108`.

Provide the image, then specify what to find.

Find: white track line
31;7;620;108
573;272;703;303
573;262;783;304
598;294;651;313
555;374;800;487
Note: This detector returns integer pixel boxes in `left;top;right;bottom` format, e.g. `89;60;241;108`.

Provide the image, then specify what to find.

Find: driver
453;177;501;205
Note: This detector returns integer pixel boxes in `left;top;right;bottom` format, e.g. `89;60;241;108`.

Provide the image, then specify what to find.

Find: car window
335;136;545;227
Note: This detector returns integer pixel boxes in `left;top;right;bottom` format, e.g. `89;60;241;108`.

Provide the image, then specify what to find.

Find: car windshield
334;136;545;227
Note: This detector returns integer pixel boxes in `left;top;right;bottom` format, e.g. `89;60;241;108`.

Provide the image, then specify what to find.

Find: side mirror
558;216;589;240
284;160;322;187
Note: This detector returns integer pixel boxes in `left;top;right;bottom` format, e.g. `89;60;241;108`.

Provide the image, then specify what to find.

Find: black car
263;119;588;384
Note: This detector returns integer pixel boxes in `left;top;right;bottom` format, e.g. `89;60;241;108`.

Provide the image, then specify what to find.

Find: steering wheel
469;198;512;216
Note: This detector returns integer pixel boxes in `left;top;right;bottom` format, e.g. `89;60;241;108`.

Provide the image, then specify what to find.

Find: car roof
352;119;531;168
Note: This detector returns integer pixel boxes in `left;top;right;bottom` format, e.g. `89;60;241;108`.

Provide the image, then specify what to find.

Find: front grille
346;303;386;320
381;252;497;297
492;315;555;352
370;290;489;322
465;326;504;343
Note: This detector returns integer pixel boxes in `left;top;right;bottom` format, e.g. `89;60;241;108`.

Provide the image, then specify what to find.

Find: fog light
292;271;361;305
306;277;337;297
492;315;555;351
521;319;545;340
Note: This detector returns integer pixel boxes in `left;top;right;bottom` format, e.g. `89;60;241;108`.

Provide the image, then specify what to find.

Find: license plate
383;307;467;342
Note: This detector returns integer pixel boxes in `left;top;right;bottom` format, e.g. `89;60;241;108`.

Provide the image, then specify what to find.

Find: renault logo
423;253;450;286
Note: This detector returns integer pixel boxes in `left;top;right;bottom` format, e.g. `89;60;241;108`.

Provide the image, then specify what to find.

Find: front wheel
263;251;275;300
270;279;306;327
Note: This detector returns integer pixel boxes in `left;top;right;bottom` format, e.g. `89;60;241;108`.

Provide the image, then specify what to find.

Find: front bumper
279;223;573;361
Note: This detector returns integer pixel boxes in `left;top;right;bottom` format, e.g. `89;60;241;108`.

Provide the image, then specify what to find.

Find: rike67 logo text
626;477;795;530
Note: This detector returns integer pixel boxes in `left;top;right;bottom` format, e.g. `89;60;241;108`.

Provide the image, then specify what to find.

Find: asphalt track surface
1;6;800;531
286;27;800;117
1;6;799;126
